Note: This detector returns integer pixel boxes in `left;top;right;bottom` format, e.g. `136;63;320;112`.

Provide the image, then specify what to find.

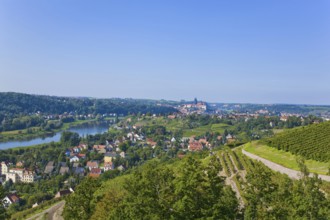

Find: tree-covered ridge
264;121;330;162
63;156;240;220
0;92;177;119
62;149;330;220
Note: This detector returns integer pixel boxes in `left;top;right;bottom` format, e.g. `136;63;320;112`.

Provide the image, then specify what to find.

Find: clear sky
1;0;329;104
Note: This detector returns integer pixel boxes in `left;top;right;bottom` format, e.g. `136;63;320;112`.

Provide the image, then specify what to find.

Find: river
0;122;110;150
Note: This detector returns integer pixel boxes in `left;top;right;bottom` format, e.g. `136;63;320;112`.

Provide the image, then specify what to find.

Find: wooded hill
0;92;177;118
264;121;330;162
60;149;330;220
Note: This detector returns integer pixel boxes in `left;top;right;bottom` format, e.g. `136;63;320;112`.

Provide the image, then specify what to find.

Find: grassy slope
244;141;329;175
134;117;231;137
183;123;229;137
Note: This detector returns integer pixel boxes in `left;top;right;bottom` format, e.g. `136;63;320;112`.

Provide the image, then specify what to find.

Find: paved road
242;149;330;182
26;201;65;220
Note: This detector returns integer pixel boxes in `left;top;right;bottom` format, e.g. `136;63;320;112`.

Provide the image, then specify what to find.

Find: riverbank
0;120;111;150
0;118;112;143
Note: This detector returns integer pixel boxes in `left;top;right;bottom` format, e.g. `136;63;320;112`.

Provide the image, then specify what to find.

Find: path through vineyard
242;149;330;182
217;151;246;209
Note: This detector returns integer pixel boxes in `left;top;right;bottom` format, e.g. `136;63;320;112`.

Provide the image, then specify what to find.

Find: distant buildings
1;161;36;183
178;101;208;115
2;167;36;183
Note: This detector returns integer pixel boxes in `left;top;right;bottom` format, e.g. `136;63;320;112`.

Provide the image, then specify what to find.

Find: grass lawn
244;141;329;175
0;126;41;136
61;119;97;129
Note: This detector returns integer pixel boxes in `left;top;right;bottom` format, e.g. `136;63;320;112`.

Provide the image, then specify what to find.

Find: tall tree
63;177;100;220
0;184;7;220
120;160;175;219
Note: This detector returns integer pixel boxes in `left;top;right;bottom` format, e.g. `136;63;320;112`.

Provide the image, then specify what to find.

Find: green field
183;123;230;137
134;117;186;131
133;116;232;137
244;141;329;175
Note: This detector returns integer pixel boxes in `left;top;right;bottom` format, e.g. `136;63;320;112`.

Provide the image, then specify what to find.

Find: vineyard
215;147;330;219
264;121;330;162
215;147;259;207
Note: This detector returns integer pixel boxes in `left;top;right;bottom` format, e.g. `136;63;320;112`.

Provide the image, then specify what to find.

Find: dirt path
26;201;65;220
228;155;238;173
242;149;330;182
218;153;245;209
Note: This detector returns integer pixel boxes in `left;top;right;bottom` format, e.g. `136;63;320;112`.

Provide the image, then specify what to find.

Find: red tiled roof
89;173;100;178
188;141;203;151
90;168;102;174
7;193;20;203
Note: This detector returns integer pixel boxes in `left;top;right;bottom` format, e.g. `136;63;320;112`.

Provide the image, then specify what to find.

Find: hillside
0;92;177;118
60;149;330;220
264;121;330;162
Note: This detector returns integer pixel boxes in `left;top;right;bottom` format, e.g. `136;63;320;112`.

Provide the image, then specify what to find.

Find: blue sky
1;0;329;104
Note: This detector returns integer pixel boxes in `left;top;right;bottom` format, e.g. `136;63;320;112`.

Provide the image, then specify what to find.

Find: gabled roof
59;162;67;167
59;167;70;174
104;161;113;168
188;141;203;151
90;168;102;174
46;161;54;167
44;165;54;174
6;193;20;203
104;152;117;157
57;189;72;197
72;162;80;168
73;167;85;175
93;145;106;150
86;161;99;168
78;153;86;158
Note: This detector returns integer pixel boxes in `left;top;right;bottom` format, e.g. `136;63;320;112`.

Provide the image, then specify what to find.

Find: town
0;95;329;218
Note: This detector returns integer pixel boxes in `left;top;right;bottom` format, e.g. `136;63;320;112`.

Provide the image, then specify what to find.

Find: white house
1;162;9;175
70;156;80;163
103;162;114;171
3;193;20;207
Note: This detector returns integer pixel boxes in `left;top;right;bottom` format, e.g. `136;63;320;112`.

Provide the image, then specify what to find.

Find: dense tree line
264;121;330;162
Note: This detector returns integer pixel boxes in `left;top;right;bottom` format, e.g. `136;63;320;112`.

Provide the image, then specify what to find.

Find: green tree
63;177;101;220
173;156;238;219
60;131;80;146
121;161;175;219
244;162;279;219
291;159;330;219
90;185;126;220
0;184;7;220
